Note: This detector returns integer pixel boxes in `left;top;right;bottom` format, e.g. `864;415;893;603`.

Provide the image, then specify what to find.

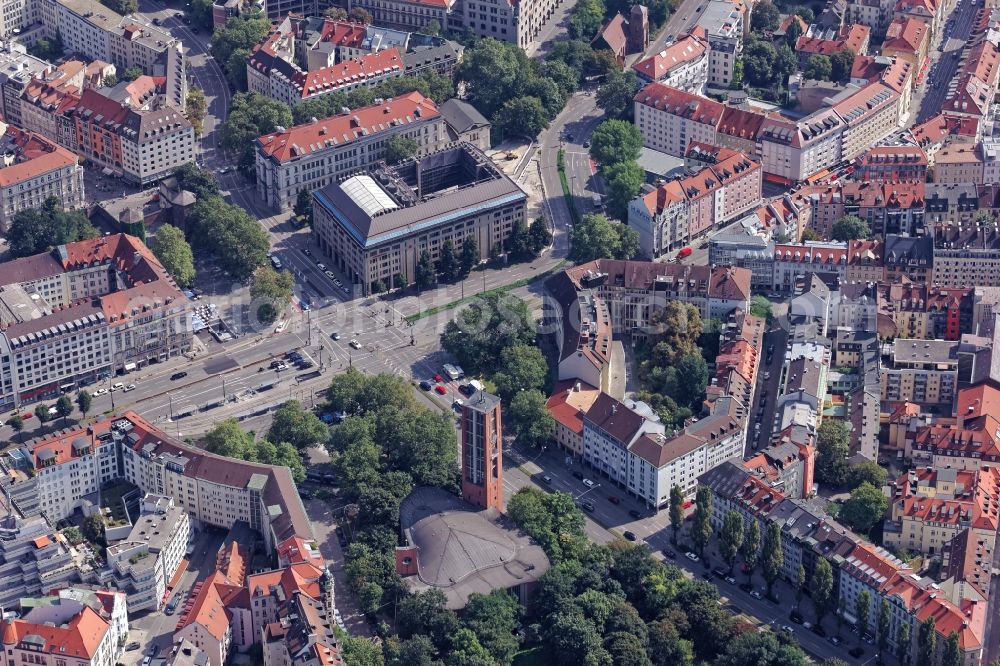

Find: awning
101;167;114;176
123;362;137;372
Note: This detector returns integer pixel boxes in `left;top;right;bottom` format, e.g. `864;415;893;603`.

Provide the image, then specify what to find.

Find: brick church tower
627;5;649;54
460;390;504;511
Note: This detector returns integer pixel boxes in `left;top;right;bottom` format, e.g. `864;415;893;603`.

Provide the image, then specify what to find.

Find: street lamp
575;483;602;501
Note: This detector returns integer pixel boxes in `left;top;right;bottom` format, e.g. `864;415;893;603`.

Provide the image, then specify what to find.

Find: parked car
572;471;585;480
750;590;762;599
111;383;125;392
170;372;188;381
579;500;595;512
662;548;676;559
126;642;140;651
628;509;641;519
434;385;447;395
724;576;737;584
790;610;804;624
685;551;699;562
349;339;361;349
123;384;136;392
330;332;341;340
828;636;841;646
622;530;637;541
452;399;465;411
812;624;827;637
419;380;433;391
582;478;595;488
607;495;621;504
541;475;553;484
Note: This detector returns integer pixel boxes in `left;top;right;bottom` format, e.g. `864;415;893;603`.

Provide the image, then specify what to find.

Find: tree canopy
151;225;196;288
210;12;271;89
569;213;640;262
441;292;535;377
191;196;270;280
220;92;293;172
831;215;872;241
589;120;643;168
816;420;850;486
7;197;98;258
839;481;889;535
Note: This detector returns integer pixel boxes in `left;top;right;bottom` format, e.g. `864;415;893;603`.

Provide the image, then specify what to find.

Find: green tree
55;395;74;425
816;419;850;485
804;55;833;81
460;236;479;276
942;631;961;666
7;414;23;443
421;18;441;36
528;216;553;255
191;196;269;279
721;511;744;573
348;7;372;23
508;390;555;449
211;11;271;72
494;96;549;139
7;196;98;258
250;265;294;323
447;628;494;666
522;76;566;118
463;590;521;666
293;189;313;225
415;250;436;289
75;390;92;419
456;39;522;117
220;92;293;171
795;564;806;604
674;353;709;408
784;17;803;47
750;294;773;319
185;88;208;136
761;521;783;597
716;631;809;666
603;160;645;221
120;66;143;81
801;227;822;241
568;0;606;38
440;292;534;377
648;619;694;666
341;636;384;666
203;419;255;458
437;239;458;280
917;617;936;666
839;481;889;535
397;589;459;652
775;43;799;83
492;344;548;402
750;1;781;31
173;163;220;200
28;34;64;61
811;556;835;623
877;599;891;661
856;589;871;635
830;48;856;81
692;486;713;560
596;69;639;120
541;59;580;97
102;74;118;87
151;225;196;287
589;119;643;168
742;37;778;87
189;0;214;27
897;621;911;665
385;134;419;164
36;403;51;426
507;488;587;562
268;401;328;452
831;215;872;241
849;459;887;489
570;213;625;262
101;0;137;13
741;517;761;583
669;484;684;545
82;513;105;546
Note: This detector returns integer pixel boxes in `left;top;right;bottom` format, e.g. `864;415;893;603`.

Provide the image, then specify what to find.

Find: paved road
914;0;977;123
641;0;709;60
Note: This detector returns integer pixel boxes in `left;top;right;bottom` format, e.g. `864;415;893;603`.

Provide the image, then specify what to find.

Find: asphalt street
914;0;978;123
641;0;709;60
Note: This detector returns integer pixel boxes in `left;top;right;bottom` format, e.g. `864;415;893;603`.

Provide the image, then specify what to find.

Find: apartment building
933;143;984;183
631;33;709;92
70;85;195;186
39;0;186;108
0;588;128;666
106;494;190;612
881;338;959;409
909;381;1000;468
695;0;743;87
707;224;774;289
932;226;1000;288
545;379;602;458
312;144;526;295
795;23;871;68
254;47;405;107
877;281;972;340
0;124;85;233
0;235;191;410
0;514;83;607
633;82;725;157
772;241;848;292
0;43;50;128
980;138;1000;184
883;233;933;282
881;17;930;70
924;182;979;231
550;287;613;395
832;83;901;162
628;145;761;257
944;40;1000;120
350;0;563;49
855;145;929;181
584;392;747;505
552;258;752;329
883;466;1000;557
254;92;448;211
757;109;845;184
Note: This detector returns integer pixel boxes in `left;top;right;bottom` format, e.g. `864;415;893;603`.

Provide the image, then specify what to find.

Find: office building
254;92;449;211
312;144;526;294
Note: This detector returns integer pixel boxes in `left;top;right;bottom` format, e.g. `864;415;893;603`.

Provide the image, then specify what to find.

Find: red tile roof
545;379;601;436
596;14;628;54
256;91;439;163
796;24;870;56
882;17;929;53
1;606;108;659
295;48;403;100
634;82;725;125
717;105;766;140
631;34;707;80
0;127;78;188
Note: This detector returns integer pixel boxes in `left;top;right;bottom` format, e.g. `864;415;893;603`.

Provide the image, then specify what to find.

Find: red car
434;385;447;395
433;374;443;382
608;496;621;505
20;412;32;420
677;247;693;259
